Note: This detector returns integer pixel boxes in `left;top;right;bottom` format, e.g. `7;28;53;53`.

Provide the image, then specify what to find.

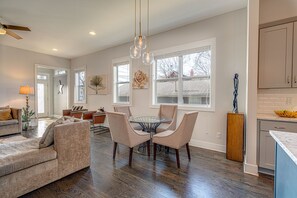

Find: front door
37;75;49;117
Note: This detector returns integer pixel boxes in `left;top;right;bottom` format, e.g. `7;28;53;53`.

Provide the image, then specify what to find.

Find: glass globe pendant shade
130;45;141;59
134;35;147;50
142;51;154;65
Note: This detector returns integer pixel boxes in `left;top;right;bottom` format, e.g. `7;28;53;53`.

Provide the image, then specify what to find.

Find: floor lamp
19;85;34;130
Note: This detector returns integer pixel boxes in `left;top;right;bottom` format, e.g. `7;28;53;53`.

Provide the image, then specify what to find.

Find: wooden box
226;113;244;162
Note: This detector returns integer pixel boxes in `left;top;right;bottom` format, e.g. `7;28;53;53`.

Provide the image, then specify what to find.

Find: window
113;61;130;104
74;69;86;103
37;74;47;80
55;69;66;76
153;39;215;110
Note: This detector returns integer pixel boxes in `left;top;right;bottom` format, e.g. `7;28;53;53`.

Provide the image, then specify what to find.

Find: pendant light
142;0;154;65
134;0;147;50
130;0;141;58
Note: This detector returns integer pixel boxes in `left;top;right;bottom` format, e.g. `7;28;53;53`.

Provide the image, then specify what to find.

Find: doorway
35;65;70;118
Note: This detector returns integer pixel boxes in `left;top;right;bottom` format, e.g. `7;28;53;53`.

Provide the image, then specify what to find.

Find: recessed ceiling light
52;48;58;51
89;31;96;35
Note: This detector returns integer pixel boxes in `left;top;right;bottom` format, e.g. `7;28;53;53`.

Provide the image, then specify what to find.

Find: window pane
118;64;129;82
37;75;47;80
117;83;129;102
75;70;86;103
156;80;178;104
156;57;179;79
183;50;211;77
182;78;210;105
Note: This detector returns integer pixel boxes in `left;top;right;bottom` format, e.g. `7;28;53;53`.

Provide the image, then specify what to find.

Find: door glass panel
38;83;45;114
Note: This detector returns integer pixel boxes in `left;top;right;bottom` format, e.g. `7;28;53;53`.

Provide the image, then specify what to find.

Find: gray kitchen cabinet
259;23;293;88
259;131;275;170
258;120;297;174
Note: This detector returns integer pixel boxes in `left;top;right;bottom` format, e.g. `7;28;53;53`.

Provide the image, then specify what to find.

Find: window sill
150;104;215;112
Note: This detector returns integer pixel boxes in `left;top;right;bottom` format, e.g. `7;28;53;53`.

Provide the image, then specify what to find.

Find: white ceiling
0;0;247;59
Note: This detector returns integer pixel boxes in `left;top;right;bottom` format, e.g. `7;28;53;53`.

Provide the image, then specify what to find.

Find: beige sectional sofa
0;108;22;136
0;119;90;198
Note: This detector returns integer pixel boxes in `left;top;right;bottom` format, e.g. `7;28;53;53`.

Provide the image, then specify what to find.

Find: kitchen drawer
260;120;297;133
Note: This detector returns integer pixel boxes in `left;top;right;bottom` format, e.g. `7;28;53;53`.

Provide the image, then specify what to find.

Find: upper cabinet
259;23;293;88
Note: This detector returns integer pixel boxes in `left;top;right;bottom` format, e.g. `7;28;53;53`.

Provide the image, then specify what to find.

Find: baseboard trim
189;139;226;153
244;162;259;176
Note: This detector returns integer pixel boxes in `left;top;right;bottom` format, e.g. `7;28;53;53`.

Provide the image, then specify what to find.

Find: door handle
287;76;290;84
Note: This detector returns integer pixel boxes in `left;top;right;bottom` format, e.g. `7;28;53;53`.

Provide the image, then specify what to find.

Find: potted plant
22;107;35;131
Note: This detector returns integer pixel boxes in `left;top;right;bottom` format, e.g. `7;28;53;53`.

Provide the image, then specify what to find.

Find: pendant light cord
134;0;136;37
147;0;150;50
139;0;142;36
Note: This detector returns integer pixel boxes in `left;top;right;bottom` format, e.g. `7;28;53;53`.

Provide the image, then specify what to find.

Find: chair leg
153;143;157;160
175;149;180;168
147;140;150;157
129;147;133;167
113;142;117;159
186;143;191;161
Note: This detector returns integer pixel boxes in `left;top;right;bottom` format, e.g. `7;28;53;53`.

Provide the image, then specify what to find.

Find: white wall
0;45;70;110
244;0;259;176
53;74;68;115
71;9;247;153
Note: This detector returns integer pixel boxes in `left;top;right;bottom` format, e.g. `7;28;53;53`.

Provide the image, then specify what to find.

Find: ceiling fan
0;22;30;40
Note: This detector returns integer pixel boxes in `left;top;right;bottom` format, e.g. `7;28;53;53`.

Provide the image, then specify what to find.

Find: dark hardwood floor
21;123;273;198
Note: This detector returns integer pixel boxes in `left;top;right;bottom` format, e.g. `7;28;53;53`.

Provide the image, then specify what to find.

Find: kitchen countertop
257;113;297;123
270;130;297;166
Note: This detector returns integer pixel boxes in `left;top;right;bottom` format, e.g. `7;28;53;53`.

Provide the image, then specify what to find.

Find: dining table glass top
129;116;171;124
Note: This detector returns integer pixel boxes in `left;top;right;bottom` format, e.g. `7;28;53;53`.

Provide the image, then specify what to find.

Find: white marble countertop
270;131;297;166
257;113;297;123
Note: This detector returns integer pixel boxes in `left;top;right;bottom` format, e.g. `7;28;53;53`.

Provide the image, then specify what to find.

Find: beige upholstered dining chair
152;111;198;168
114;105;142;130
156;104;178;133
106;111;151;166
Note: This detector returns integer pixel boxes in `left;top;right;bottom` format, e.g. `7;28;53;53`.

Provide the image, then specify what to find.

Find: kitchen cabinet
293;22;297;87
258;119;297;174
259;23;294;88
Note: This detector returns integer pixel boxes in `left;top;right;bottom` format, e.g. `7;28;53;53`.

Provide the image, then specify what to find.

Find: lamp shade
19;86;34;95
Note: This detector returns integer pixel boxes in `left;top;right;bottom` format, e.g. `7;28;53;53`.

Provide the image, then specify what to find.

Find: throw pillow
0;109;12;121
11;109;19;119
39;117;64;148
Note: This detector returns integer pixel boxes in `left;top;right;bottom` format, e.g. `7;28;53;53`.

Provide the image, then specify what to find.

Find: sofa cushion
0;138;57;177
0;119;18;126
0;109;12;121
0;105;10;110
39;117;66;148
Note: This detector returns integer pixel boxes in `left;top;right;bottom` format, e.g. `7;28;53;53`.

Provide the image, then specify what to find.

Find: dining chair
106;111;151;166
114;106;142;130
156;104;178;133
152;111;198;168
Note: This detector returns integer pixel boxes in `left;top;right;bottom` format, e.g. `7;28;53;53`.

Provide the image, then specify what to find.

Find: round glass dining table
129;116;171;154
129;116;171;137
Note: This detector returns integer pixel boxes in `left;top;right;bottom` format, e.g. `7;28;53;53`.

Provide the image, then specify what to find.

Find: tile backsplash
257;94;297;114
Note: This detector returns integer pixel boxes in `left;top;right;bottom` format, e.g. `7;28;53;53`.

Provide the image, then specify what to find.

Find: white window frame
74;67;86;104
112;57;132;105
151;38;216;111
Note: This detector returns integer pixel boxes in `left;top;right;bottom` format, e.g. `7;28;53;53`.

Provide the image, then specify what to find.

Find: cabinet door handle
274;126;285;130
294;76;297;84
287;76;290;84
